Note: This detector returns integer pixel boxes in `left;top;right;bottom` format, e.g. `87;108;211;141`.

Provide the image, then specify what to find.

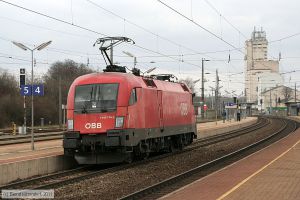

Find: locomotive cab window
129;88;137;105
74;83;119;113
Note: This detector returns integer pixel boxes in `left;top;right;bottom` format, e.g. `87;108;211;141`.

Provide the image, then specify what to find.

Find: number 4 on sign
35;87;40;94
32;85;44;96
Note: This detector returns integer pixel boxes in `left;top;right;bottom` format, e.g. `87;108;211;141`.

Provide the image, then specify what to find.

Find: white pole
31;50;34;150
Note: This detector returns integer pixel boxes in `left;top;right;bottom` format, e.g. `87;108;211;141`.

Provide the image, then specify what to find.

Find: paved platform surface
161;125;300;200
0;140;63;164
197;117;257;138
0;117;256;165
289;116;300;123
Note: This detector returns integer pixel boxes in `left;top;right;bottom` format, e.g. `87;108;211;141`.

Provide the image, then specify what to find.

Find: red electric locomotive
63;37;197;164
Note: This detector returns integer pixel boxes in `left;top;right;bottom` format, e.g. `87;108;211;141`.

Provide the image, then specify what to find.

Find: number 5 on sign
20;85;32;96
32;85;44;96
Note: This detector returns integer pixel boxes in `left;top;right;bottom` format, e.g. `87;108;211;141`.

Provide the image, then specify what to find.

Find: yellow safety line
217;139;300;200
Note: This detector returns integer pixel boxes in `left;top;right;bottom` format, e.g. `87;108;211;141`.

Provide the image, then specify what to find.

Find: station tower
244;27;283;107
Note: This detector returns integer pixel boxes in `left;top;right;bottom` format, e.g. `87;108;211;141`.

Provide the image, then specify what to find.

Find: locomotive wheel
176;135;184;150
143;151;150;160
137;142;150;159
169;140;176;153
64;149;75;156
125;153;134;163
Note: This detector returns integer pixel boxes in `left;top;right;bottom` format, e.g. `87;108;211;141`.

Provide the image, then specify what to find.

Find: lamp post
193;79;200;84
265;80;275;115
122;51;137;68
201;58;210;119
144;67;156;74
12;40;52;150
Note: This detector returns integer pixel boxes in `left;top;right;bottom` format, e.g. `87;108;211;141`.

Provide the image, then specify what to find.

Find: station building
244;27;283;105
260;85;300;115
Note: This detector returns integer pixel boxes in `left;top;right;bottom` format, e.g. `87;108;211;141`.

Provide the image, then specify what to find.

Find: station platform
161;123;300;200
0;140;68;186
0;140;63;165
0;117;257;186
197;117;257;138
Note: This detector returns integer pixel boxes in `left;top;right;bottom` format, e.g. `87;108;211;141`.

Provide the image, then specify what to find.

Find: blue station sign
20;85;44;96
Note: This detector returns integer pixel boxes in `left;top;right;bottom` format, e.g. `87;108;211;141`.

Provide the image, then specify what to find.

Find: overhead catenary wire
0;15;96;40
1;0;298;77
0;0;216;64
0;0;271;64
270;32;300;43
84;0;212;58
0;0;212;72
2;12;299;61
156;0;244;55
155;0;300;72
0;0;222;72
0;0;107;37
203;0;247;39
0;23;238;60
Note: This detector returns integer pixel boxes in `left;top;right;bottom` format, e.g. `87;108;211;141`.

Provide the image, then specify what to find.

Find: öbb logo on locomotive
85;122;102;129
180;102;189;116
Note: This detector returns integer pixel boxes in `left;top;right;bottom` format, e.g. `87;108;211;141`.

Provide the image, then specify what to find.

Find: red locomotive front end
63;72;197;164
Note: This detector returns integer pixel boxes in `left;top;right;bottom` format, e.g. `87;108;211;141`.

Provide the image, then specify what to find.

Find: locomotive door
157;90;164;130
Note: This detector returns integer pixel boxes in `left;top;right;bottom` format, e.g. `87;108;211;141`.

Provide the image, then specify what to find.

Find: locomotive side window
129;88;137;105
180;83;189;92
74;83;119;113
143;78;157;87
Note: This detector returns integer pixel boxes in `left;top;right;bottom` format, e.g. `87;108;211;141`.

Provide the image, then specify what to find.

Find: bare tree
0;71;23;128
179;77;196;93
0;61;94;127
282;86;293;102
34;59;94;125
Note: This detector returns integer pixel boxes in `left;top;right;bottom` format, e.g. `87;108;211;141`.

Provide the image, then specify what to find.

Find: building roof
285;101;300;104
261;85;291;94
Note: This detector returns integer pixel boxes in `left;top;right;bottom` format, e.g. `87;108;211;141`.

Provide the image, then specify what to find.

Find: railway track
120;117;298;200
0;132;63;145
191;117;269;148
0;118;261;146
0;165;91;190
0;117;270;191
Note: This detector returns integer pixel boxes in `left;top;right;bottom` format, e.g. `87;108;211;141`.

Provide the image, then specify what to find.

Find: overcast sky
0;0;299;95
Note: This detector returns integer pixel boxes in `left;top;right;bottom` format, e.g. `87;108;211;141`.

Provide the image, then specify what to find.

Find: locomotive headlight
67;119;74;130
115;116;124;128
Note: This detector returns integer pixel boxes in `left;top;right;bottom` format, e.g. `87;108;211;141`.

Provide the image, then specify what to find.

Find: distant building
245;27;283;104
260;85;300;111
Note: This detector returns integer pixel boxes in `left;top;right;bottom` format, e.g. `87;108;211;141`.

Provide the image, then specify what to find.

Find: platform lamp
201;58;210;119
12;40;52;150
144;67;156;74
122;51;137;68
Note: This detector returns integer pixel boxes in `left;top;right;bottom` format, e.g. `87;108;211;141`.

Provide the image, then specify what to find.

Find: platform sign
225;105;237;109
20;85;32;96
32;85;44;96
227;102;235;106
225;102;237;109
20;85;44;96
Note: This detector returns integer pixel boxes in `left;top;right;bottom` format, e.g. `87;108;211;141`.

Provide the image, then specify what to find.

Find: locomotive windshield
74;83;119;113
